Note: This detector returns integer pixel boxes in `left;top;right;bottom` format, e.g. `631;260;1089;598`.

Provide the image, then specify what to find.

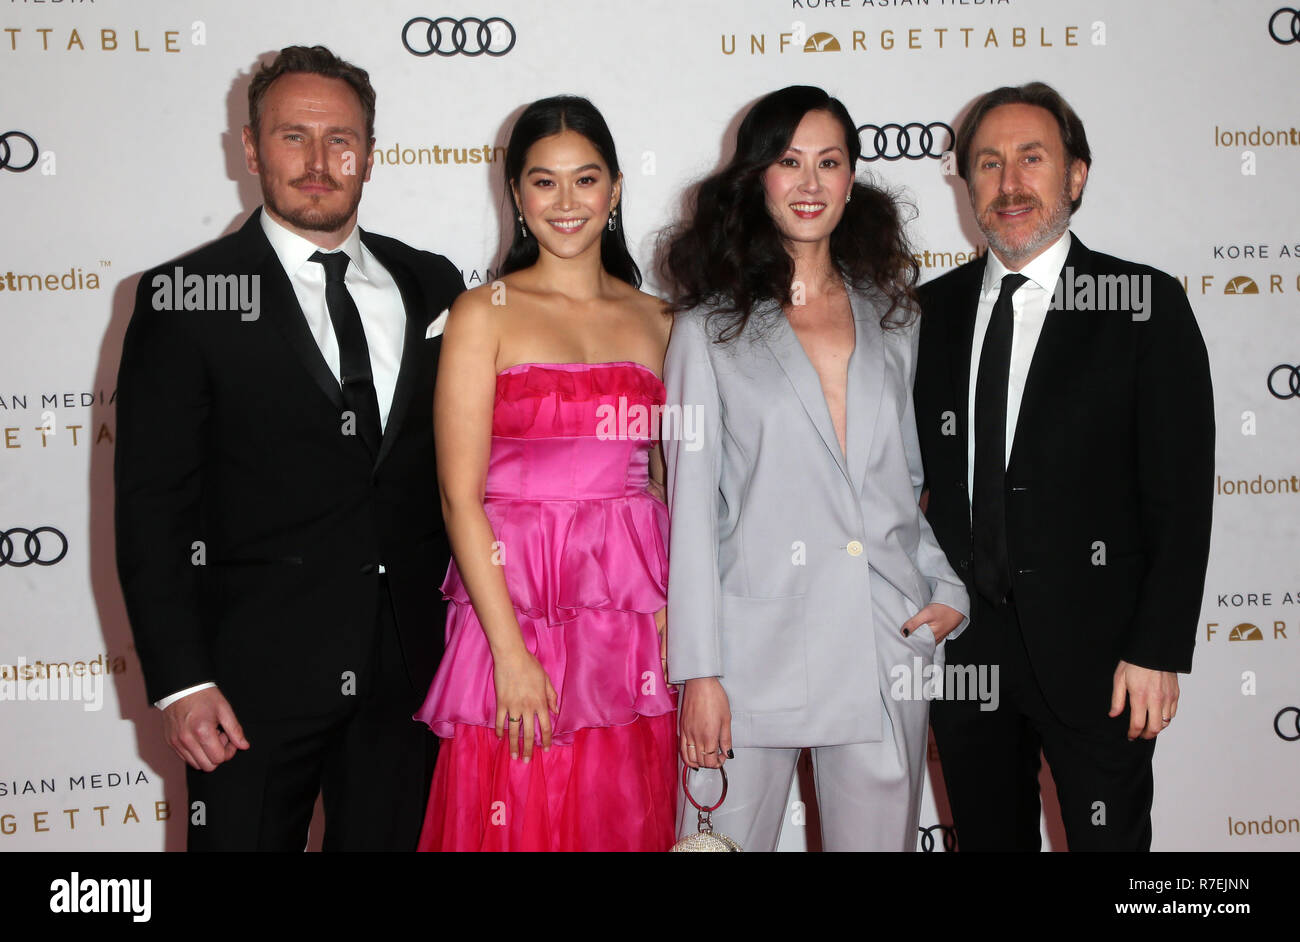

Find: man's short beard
974;175;1073;268
263;176;362;234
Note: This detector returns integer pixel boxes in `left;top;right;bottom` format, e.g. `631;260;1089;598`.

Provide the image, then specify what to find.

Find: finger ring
509;715;521;722
1162;716;1171;724
687;742;696;749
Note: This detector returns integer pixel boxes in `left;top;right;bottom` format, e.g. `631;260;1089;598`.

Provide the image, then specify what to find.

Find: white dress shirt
155;210;408;711
259;209;407;430
966;231;1071;497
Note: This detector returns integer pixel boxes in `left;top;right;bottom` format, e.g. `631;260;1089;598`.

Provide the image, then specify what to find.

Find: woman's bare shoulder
618;285;672;337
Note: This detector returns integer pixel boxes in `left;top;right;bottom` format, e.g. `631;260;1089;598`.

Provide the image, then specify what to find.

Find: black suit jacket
915;233;1215;726
115;209;465;718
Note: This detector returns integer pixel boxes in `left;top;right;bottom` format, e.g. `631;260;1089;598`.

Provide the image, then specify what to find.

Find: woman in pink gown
414;96;677;851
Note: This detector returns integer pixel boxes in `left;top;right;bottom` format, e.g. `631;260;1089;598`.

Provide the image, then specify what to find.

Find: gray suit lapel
845;288;883;497
762;302;850;483
762;290;881;493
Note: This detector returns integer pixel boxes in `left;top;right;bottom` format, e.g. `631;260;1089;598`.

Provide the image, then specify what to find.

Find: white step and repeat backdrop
2;0;1297;851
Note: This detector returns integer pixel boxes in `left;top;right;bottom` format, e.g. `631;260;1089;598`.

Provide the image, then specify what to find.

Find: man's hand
1109;660;1180;740
902;603;965;644
163;687;250;771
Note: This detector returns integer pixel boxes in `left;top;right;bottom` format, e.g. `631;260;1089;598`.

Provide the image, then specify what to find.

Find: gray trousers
677;609;938;852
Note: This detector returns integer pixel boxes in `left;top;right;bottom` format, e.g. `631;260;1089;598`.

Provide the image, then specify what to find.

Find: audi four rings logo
0;527;68;567
1275;707;1300;741
1267;364;1300;399
857;122;953;161
1269;8;1300;44
402;16;516;57
0;131;38;173
917;823;958;852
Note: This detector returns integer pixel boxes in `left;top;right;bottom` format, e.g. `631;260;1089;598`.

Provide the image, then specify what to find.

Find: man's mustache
290;173;342;190
985;192;1041;213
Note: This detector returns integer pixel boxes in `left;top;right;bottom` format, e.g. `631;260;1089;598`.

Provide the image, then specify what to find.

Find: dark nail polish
726;749;735;759
902;628;910;637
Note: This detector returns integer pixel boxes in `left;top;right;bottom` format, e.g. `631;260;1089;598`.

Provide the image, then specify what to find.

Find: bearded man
913;82;1214;851
115;45;463;850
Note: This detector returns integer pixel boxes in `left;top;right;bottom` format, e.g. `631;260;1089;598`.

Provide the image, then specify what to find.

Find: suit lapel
948;257;988;494
249;210;436;470
245;210;346;413
363;231;430;470
845;288;883;497
1007;235;1092;475
761;293;865;490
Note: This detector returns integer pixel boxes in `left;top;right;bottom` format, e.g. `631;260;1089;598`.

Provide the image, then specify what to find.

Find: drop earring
845;191;852;204
517;212;528;239
607;208;618;232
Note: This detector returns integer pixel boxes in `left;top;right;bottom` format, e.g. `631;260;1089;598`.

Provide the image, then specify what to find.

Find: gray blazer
664;286;970;747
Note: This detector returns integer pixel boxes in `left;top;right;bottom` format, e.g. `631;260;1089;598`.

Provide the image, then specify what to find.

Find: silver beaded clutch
670;829;742;852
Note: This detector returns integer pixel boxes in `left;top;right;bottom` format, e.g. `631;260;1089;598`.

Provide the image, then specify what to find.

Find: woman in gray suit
661;86;970;851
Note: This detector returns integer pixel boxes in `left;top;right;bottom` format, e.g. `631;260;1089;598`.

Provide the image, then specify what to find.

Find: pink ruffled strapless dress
415;361;677;852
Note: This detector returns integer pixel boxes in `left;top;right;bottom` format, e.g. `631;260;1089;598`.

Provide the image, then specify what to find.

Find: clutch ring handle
681;763;728;813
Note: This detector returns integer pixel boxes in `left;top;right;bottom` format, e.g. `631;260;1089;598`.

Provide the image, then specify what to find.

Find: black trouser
929;593;1155;851
186;576;438;851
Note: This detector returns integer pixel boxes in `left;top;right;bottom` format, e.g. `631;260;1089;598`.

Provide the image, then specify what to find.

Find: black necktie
310;250;382;460
971;272;1028;605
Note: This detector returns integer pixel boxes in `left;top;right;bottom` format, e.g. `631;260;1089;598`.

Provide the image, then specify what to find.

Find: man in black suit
914;82;1214;850
115;45;464;850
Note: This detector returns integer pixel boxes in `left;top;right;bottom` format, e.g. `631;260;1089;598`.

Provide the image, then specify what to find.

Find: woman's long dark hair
661;85;918;340
500;95;641;288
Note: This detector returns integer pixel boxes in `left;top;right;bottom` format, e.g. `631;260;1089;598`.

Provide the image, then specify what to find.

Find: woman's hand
492;646;559;762
680;677;732;769
901;603;965;644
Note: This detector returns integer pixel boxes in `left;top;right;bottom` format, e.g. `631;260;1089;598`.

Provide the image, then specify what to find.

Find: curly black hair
661;85;918;341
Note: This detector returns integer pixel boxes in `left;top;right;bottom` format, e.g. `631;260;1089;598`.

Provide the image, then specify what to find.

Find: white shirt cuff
155;682;216;710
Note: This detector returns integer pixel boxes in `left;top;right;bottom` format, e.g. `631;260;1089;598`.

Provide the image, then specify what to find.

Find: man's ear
1068;157;1088;203
241;125;260;176
362;138;375;183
